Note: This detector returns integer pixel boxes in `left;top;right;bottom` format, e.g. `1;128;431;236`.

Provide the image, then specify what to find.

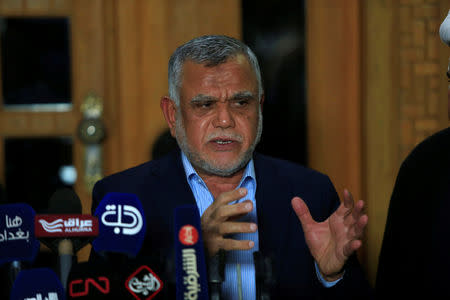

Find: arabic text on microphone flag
0;203;40;264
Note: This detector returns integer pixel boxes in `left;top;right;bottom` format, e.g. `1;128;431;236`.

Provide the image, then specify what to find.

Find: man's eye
194;101;213;108
233;99;249;107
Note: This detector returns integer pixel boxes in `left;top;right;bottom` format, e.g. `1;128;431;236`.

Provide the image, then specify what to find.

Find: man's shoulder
254;153;330;182
254;153;339;221
100;160;155;183
95;150;180;188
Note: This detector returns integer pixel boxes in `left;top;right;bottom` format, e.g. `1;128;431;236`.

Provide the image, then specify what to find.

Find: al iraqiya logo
100;204;143;235
125;265;163;300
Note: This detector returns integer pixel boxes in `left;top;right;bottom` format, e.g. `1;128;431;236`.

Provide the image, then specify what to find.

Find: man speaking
91;35;372;299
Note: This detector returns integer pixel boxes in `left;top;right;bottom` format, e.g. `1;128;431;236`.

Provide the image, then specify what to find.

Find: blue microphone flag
0;203;40;265
10;268;66;300
174;204;209;300
92;192;146;256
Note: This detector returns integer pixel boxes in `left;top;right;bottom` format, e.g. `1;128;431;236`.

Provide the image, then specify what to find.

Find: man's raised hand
291;189;368;281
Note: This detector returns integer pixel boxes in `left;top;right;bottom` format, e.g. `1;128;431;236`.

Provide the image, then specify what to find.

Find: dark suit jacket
376;127;450;299
92;150;372;299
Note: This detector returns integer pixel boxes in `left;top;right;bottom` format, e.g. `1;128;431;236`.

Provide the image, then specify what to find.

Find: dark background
243;0;307;166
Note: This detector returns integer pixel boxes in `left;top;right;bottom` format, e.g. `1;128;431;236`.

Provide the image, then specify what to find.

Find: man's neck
197;169;245;199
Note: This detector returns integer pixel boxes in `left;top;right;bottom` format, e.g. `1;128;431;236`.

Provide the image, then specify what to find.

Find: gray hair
168;35;263;106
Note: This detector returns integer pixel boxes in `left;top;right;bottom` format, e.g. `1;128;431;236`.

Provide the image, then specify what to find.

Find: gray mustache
206;132;243;142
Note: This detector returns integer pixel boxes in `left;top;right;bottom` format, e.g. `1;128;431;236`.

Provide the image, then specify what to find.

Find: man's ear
160;96;177;137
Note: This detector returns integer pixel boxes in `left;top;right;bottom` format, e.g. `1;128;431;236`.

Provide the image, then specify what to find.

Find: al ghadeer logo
125;265;163;300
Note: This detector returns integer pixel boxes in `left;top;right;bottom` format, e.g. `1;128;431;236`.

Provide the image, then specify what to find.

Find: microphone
174;204;209;300
0;203;40;289
92;192;146;257
71;192;167;299
207;250;225;300
34;188;99;291
68;257;167;299
253;251;275;300
9;267;66;300
67;259;118;299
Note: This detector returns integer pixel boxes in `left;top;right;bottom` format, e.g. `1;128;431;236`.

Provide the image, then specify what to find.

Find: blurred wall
307;0;450;286
364;0;450;285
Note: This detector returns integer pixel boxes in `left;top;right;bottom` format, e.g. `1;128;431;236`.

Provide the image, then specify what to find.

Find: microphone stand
58;239;74;291
254;251;274;300
208;249;225;300
9;260;21;286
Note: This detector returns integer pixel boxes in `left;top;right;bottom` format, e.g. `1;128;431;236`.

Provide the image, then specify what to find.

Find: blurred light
59;165;77;185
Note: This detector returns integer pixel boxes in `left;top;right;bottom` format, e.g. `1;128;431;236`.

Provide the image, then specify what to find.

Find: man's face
174;55;262;177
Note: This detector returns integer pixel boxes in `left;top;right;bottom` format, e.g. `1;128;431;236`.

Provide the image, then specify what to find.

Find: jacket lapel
151;149;197;211
254;153;292;259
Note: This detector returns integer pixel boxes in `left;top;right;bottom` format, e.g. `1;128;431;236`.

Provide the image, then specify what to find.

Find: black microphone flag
10;268;66;300
0;203;40;265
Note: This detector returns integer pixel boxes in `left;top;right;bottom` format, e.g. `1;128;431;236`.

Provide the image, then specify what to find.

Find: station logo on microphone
178;224;202;299
35;215;98;237
125;265;163;300
178;225;199;246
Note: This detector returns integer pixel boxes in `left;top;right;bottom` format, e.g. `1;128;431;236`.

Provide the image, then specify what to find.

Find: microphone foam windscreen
0;203;40;265
48;188;82;214
174;204;209;300
10;268;65;300
92;192;146;257
440;10;450;46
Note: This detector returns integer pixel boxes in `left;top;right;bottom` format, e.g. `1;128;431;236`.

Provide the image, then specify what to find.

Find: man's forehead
181;58;257;87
